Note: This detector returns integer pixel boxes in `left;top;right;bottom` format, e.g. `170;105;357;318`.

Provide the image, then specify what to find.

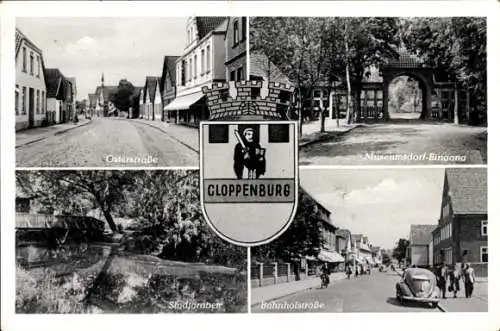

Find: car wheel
430;302;438;308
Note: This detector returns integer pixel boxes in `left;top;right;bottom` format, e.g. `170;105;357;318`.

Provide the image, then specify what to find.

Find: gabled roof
44;68;66;100
160;55;180;93
145;76;160;103
250;53;292;85
15;28;43;57
385;46;425;69
195;17;228;40
446;168;487;215
95;85;117;102
409;224;436;246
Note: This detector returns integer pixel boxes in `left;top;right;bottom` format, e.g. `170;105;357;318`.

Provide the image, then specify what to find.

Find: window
194;55;197;79
189;58;192;81
444;247;452;264
480;247;488;263
230;70;236;81
15;85;19;115
22;47;27;72
208;124;229;143
22;87;26;115
201;50;205;74
268;124;290;143
313;90;321;98
237;67;244;81
251;87;260;99
36;55;40;77
36;90;40;114
41;91;45;114
206;46;210;73
241;17;247;41
181;61;186;86
30;52;34;75
233;20;239;46
481;220;487;236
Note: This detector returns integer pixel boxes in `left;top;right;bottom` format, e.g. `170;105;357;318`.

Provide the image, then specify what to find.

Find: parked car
396;267;440;308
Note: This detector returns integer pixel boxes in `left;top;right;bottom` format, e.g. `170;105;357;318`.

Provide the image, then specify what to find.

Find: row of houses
15;28;77;131
251;187;383;286
406;168;488;277
127;16;247;125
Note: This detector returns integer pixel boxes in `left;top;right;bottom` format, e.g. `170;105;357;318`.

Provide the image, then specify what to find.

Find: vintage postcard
1;1;497;331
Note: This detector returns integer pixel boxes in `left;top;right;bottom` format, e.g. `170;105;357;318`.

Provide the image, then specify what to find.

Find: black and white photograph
251;167;487;313
15;16;248;167
15;170;247;313
250;17;487;165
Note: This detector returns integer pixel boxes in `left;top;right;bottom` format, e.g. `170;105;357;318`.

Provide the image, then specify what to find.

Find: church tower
101;73;105;88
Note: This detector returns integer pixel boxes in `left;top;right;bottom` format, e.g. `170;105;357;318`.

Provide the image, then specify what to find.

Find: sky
17;18;187;100
300;168;445;250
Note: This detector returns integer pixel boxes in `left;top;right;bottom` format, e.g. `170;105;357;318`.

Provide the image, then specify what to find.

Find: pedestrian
448;264;462;298
437;263;448;299
346;264;352;279
464;263;475;298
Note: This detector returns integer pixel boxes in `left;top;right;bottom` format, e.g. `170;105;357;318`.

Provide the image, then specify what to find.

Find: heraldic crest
200;80;298;246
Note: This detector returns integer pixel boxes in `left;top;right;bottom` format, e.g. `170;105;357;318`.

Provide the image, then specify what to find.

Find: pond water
16;244;247;313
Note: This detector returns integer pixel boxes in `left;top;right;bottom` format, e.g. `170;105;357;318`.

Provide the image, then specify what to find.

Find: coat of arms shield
200;120;298;246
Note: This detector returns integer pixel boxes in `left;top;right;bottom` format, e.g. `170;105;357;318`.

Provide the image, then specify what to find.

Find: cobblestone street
16;118;198;167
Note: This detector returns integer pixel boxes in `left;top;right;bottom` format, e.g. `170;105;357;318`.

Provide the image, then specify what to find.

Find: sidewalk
300;118;361;148
132;119;199;152
16;119;92;148
251;273;346;306
438;281;488;312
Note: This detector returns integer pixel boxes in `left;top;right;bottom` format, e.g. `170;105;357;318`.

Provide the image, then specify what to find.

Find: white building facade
15;28;47;131
165;17;227;126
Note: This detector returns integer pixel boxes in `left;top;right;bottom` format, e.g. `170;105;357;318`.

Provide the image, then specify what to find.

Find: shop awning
318;250;344;263
164;92;204;111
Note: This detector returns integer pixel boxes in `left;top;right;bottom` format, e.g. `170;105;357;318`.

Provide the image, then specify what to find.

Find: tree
15;170;247;269
392;238;409;265
343;17;399;122
401;17;486;124
16;170;136;233
110;79;135;112
251;188;328;264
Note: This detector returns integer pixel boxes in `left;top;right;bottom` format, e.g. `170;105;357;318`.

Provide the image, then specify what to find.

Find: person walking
448;265;461;298
437;263;448;299
464;263;476;298
346;264;352;279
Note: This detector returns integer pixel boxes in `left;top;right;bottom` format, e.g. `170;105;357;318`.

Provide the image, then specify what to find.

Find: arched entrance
387;74;424;120
381;49;434;121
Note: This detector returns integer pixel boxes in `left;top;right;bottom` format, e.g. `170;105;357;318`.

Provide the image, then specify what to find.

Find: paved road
299;123;487;165
16;118;198;167
253;271;441;313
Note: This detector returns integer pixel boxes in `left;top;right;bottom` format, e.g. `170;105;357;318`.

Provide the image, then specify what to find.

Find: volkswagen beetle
396;267;440;308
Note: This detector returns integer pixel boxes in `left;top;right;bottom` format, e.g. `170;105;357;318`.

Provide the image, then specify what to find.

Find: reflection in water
16;244;247;313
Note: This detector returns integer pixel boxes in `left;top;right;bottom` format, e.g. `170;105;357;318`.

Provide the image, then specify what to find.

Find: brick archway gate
381;49;434;121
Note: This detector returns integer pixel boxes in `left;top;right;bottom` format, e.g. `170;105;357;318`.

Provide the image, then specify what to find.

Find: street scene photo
15;16;247;167
250;17;487;165
251;167;487;313
15;170;247;313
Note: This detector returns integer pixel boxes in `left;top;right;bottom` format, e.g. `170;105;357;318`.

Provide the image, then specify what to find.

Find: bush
16;265;89;313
